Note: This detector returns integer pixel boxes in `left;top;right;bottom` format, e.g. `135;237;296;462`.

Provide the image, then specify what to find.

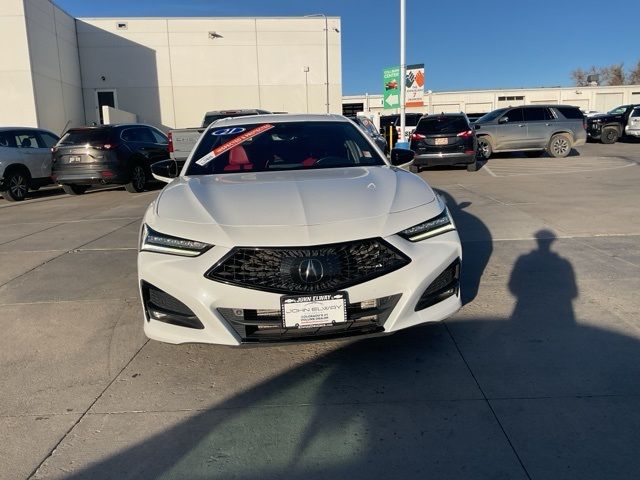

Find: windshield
476;108;508;123
58;129;111;146
416;116;469;135
186;121;386;176
607;106;628;115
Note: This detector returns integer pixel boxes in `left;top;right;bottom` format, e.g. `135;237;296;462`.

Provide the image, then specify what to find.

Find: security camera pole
399;0;406;144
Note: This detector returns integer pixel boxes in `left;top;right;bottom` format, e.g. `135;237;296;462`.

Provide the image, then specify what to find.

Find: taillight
583;118;587;130
168;132;174;153
100;144;118;150
411;133;426;141
457;130;473;138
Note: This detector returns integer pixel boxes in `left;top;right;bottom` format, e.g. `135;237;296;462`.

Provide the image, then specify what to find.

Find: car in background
465;113;487;123
625;106;640;138
140;114;462;345
410;114;478;172
586;104;640;143
473;105;586;159
51;124;169;195
169;109;273;164
380;113;423;148
0;127;59;201
349;115;388;153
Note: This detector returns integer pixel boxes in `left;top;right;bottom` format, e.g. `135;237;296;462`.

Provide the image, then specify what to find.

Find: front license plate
281;292;348;329
435;138;448;145
68;155;81;163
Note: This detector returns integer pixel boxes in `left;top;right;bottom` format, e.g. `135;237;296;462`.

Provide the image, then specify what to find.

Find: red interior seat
224;146;253;171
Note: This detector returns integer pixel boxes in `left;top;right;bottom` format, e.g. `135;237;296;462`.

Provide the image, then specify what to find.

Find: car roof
66;123;155;131
0;126;57;134
206;114;350;129
204;109;269;115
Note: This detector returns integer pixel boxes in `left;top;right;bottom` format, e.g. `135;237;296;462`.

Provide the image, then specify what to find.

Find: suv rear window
59;129;111;146
415;116;469;135
555;107;584;119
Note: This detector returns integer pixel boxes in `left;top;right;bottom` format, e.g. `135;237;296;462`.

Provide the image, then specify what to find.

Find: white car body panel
138;114;462;345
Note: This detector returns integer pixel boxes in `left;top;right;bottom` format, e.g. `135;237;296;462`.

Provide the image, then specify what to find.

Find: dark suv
474;105;586;159
52;124;169;195
409;114;478;171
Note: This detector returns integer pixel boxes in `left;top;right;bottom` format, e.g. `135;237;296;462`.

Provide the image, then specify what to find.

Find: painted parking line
482;156;637;177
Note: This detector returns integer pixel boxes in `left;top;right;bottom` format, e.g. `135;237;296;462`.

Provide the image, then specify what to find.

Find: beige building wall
0;0;38;127
346;84;640;118
77;16;342;129
23;0;85;135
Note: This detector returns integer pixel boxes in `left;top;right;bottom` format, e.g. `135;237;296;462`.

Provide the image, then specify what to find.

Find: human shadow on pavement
57;231;640;480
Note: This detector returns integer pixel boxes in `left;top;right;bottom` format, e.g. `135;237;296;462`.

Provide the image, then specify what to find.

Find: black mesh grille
205;239;410;294
415;259;460;311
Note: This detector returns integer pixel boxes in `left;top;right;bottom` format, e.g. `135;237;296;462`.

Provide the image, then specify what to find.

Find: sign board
383;66;401;109
405;64;424;107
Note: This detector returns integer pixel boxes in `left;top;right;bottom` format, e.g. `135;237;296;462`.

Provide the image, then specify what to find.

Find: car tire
466;160;478;172
125;163;147;193
524;150;544;157
62;184;89;195
0;168;30;202
547;134;572;158
477;137;492;160
600;127;619;144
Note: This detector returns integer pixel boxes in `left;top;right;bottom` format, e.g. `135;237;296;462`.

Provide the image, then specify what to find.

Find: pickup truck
168;109;271;163
586;104;640;144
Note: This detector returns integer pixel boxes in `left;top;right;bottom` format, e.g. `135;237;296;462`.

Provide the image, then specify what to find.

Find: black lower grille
415;259;460;311
219;294;401;342
205;238;410;294
141;282;204;329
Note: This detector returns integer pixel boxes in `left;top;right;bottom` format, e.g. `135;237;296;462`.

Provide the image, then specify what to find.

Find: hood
151;167;439;246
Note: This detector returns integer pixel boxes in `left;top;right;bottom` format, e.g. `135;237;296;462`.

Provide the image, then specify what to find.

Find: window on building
498;96;525;102
342;103;364;116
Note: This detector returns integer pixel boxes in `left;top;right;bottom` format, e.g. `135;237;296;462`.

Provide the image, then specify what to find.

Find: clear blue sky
56;0;640;95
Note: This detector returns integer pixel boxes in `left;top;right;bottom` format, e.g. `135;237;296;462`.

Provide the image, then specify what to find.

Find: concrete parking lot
1;141;639;480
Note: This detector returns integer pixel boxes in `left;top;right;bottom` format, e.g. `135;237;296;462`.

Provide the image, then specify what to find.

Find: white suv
0;127;59;201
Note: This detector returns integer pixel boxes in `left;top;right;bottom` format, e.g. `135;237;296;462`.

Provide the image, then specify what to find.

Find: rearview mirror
498;116;509;124
151;159;178;183
390;148;414;166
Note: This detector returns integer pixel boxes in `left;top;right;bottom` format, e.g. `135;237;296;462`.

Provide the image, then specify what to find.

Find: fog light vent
141;282;204;329
415;259;460;311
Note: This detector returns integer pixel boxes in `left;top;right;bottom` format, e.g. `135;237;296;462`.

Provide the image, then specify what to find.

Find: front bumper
137;231;462;345
413;152;475;168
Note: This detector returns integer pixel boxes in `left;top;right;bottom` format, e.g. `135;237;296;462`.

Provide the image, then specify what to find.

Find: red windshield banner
195;124;275;166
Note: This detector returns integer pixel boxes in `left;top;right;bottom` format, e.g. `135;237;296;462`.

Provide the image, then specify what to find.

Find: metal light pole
399;0;406;143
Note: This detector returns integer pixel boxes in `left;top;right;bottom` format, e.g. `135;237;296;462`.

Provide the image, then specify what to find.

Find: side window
14;132;39;148
149;128;168;144
523;108;546;122
121;128;135;142
543;108;556;121
631;108;640;118
38;132;59;148
504;108;524;123
0;131;15;148
138;128;156;143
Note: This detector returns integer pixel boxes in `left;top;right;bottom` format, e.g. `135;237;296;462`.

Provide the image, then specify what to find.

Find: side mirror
498;116;509;124
151;159;178;183
390;148;414;166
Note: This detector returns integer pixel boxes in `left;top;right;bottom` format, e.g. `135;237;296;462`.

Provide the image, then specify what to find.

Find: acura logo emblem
298;258;324;284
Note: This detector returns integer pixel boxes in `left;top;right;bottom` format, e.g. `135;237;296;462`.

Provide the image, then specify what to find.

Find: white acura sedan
138;114;461;345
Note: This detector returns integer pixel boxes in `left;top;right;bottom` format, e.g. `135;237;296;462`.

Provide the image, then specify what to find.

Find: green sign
383;66;400;110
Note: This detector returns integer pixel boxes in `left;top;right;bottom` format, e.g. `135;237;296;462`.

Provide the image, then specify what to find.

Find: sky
56;0;640;95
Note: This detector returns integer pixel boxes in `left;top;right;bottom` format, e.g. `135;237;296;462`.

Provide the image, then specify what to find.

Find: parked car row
0;123;169;201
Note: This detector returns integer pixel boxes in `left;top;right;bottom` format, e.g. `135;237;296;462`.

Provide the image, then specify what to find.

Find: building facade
0;0;342;134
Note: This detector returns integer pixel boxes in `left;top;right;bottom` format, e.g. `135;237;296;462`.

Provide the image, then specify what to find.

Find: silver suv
474;105;586;159
0;127;59;201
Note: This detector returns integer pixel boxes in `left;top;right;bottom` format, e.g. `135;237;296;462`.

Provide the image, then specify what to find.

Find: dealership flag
405;64;424;107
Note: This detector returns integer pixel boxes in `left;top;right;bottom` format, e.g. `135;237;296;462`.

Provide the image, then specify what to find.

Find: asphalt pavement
1;141;639;480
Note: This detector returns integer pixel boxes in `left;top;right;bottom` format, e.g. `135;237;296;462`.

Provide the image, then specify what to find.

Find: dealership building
1;0;342;135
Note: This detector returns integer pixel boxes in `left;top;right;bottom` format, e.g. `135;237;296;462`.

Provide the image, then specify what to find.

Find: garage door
564;99;589;111
432;104;460;113
465;102;493;114
595;93;624;112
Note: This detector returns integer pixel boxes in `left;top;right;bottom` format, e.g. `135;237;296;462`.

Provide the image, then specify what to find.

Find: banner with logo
383;66;401;110
405;64;425;107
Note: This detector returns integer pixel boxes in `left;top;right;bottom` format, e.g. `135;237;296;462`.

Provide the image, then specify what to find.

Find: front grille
205;238;410;294
218;294;401;343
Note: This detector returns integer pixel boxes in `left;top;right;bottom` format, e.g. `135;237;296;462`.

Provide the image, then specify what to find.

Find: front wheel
548;134;572;158
125;164;147;193
477;137;492;160
62;184;89;195
600;127;619;144
1;170;29;201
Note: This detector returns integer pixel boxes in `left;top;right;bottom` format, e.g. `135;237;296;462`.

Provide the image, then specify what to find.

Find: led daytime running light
399;210;455;242
141;225;212;256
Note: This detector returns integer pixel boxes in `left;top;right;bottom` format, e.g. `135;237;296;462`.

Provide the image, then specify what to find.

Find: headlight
398;209;455;242
140;224;212;257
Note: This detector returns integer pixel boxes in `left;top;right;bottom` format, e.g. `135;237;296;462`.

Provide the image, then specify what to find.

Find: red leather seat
224;146;253;172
